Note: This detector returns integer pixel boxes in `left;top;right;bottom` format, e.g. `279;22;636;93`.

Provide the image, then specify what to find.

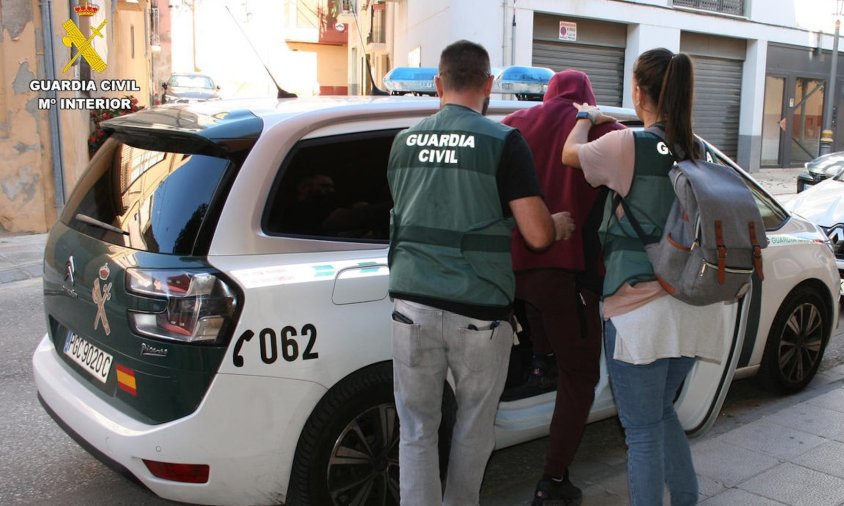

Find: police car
33;88;839;505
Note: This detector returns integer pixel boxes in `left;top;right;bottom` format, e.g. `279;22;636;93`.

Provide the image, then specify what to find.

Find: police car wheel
287;362;456;505
758;285;830;394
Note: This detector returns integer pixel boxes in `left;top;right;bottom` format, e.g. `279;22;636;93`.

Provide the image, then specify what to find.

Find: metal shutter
532;41;625;107
691;55;743;159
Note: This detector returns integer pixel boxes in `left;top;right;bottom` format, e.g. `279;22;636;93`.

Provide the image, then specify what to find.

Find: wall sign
559;21;577;42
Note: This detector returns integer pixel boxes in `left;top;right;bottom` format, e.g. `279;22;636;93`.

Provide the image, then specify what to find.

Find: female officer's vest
387;104;515;309
600;129;676;297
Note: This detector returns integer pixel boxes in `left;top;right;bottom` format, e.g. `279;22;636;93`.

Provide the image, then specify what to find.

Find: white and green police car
33;90;839;505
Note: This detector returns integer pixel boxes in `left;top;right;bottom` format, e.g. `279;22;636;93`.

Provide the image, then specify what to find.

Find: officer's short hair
438;40;491;93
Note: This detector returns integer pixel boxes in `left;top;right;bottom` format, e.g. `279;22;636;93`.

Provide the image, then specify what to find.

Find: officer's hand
551;212;575;241
574;102;617;125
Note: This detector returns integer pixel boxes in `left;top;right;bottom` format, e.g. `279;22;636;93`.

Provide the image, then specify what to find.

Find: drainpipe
501;0;516;67
511;0;516;65
40;0;66;211
821;1;844;156
502;0;509;67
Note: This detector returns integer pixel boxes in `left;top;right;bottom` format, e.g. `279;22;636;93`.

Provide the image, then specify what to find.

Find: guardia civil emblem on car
92;263;111;335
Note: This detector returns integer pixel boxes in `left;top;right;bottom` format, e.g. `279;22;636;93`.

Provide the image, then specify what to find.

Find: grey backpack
618;135;768;306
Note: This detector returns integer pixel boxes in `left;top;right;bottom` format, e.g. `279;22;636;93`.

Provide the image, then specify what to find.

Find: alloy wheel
777;301;824;384
326;402;400;506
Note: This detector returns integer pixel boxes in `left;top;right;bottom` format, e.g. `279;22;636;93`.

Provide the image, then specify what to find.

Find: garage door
532;41;625;107
692;55;743;159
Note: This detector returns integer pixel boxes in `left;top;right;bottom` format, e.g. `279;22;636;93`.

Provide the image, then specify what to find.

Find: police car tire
758;285;830;394
286;361;456;505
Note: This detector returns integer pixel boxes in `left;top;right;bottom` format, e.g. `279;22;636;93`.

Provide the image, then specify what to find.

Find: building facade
345;0;844;172
167;0;348;99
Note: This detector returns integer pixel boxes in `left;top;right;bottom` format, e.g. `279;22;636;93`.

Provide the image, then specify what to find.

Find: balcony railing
673;0;744;16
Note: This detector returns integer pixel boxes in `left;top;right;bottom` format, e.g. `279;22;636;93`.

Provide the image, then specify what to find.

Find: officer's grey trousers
391;298;512;506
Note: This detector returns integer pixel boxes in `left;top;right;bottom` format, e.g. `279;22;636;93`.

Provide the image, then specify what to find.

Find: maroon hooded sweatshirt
502;69;625;273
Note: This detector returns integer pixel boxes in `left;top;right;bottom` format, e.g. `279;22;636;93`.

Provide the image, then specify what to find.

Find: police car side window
710;150;788;231
263;131;399;242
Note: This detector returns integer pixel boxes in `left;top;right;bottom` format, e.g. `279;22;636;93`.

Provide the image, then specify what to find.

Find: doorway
761;76;784;166
762;76;826;167
790;78;825;165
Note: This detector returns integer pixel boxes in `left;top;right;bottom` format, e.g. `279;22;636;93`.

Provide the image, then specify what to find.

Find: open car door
675;268;754;436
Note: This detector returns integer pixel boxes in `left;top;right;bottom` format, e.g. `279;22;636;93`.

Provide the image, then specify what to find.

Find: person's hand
551;212;575;241
574;102;617;125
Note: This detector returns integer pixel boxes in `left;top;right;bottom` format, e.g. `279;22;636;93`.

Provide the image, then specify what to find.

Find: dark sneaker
531;473;583;506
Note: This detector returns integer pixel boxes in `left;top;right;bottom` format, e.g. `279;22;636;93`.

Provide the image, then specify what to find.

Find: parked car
33;94;839;506
161;72;221;104
784;172;844;296
796;150;844;192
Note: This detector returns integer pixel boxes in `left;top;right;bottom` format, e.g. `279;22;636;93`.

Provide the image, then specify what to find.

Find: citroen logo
827;227;843;245
825;226;844;257
63;256;78;298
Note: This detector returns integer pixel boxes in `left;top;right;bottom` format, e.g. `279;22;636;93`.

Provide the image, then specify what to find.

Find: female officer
562;47;729;505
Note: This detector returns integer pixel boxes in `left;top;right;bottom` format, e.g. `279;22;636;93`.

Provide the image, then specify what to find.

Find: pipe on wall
39;0;66;211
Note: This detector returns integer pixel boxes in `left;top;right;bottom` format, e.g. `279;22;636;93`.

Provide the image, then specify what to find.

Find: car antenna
225;6;297;99
343;5;388;96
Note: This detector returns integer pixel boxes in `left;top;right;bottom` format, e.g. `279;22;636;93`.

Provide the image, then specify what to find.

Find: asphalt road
3;277;843;505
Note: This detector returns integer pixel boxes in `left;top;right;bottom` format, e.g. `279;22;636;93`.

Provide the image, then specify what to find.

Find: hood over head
543;69;597;105
502;69;625;274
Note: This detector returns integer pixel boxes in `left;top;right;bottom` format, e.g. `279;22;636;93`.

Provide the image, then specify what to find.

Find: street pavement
9;166;844;506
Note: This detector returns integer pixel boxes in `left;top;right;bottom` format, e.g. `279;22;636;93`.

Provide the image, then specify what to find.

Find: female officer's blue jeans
604;319;698;506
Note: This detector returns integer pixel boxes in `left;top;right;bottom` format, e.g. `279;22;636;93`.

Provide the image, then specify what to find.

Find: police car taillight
126;269;238;344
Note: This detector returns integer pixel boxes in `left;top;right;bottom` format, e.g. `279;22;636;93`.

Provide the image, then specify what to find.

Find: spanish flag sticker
116;364;137;396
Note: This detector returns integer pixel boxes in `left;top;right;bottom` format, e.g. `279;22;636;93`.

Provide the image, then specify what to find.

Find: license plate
63;332;113;384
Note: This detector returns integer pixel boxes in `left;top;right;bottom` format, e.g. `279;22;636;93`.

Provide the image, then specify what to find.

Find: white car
784;172;844;293
33;95;839;506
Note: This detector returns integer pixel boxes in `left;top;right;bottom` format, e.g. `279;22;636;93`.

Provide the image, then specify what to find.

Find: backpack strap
613;193;677;295
612;193;657;246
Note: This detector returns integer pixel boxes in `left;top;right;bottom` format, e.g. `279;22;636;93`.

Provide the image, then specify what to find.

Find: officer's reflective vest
600;130;675;297
387;104;515;308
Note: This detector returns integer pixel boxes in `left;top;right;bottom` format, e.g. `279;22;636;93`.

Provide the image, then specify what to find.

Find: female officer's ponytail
633;48;698;161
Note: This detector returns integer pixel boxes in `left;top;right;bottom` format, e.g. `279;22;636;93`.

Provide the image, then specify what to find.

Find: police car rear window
61;138;233;254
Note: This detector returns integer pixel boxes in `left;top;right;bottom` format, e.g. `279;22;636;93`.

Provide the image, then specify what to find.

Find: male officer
387;39;575;505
